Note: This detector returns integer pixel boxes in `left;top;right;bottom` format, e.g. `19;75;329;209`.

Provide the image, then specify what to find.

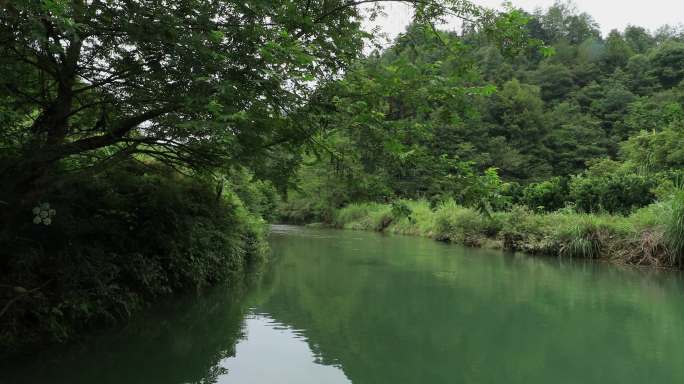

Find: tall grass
390;200;436;236
333;202;392;231
432;200;486;244
665;191;684;265
326;198;684;269
557;219;604;259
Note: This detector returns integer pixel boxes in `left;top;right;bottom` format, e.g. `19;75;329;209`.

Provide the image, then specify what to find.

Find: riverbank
302;197;684;269
0;163;272;357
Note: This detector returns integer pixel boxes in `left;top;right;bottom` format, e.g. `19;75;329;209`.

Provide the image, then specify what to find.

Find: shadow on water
0;273;261;384
4;225;684;384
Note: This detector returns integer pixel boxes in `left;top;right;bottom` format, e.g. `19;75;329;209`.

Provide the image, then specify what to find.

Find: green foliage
650;41;684;88
391;201;413;222
521;177;569;212
282;3;684;224
545;102;608;175
621;120;684;172
664;191;684;265
533;63;576;101
557;217;608;259
624;26;656;54
0;163;268;352
225;168;281;222
625;54;659;94
432;200;486;244
278;3;684;269
466;167;512;216
5;0;684;354
568;160;657;214
333;203;393;231
602;30;635;70
0;0;374;177
390;200;438;235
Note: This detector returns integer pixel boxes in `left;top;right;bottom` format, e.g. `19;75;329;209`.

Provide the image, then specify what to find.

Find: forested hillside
282;2;684;220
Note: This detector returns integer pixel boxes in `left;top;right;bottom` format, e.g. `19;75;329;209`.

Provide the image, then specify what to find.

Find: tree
0;1;357;209
484;79;552;179
650;41;684;88
624;25;656;54
622;88;684;134
621;120;684;172
532;62;576;101
625;54;659;95
0;0;508;231
545;102;608;176
565;13;600;44
602;30;634;71
538;0;574;43
533;1;598;44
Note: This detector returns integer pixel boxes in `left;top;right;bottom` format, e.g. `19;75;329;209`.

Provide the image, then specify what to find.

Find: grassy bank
318;195;684;269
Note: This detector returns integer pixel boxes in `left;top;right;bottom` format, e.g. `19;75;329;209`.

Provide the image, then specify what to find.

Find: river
3;225;684;383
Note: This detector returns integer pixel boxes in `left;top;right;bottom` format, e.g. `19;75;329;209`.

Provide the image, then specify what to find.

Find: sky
364;0;684;46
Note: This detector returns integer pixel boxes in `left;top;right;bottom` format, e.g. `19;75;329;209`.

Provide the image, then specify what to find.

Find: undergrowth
0;163;269;355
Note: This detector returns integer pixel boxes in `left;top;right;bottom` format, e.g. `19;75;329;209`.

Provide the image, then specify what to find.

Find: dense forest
280;2;684;271
282;2;684;219
1;0;683;355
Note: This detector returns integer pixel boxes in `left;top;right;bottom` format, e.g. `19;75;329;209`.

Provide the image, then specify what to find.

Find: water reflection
4;225;684;384
218;314;350;384
1;284;250;384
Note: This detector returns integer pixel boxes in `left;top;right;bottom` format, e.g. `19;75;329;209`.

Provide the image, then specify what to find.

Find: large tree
0;0;507;230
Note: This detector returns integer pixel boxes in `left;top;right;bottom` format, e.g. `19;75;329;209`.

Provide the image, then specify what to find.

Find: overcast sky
364;0;684;46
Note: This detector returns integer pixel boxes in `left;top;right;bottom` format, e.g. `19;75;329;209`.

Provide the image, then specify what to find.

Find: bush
391;201;413;222
318;195;684;269
0;163;268;353
521;177;569;212
569;164;657;214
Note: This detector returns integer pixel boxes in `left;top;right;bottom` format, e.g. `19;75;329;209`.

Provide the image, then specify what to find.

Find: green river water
3;224;684;383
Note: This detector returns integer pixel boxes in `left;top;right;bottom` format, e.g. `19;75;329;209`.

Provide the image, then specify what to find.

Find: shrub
463;167;513;216
277;196;327;224
521;177;569;212
569;171;657;214
553;213;634;259
0;163;268;353
391;201;413;222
